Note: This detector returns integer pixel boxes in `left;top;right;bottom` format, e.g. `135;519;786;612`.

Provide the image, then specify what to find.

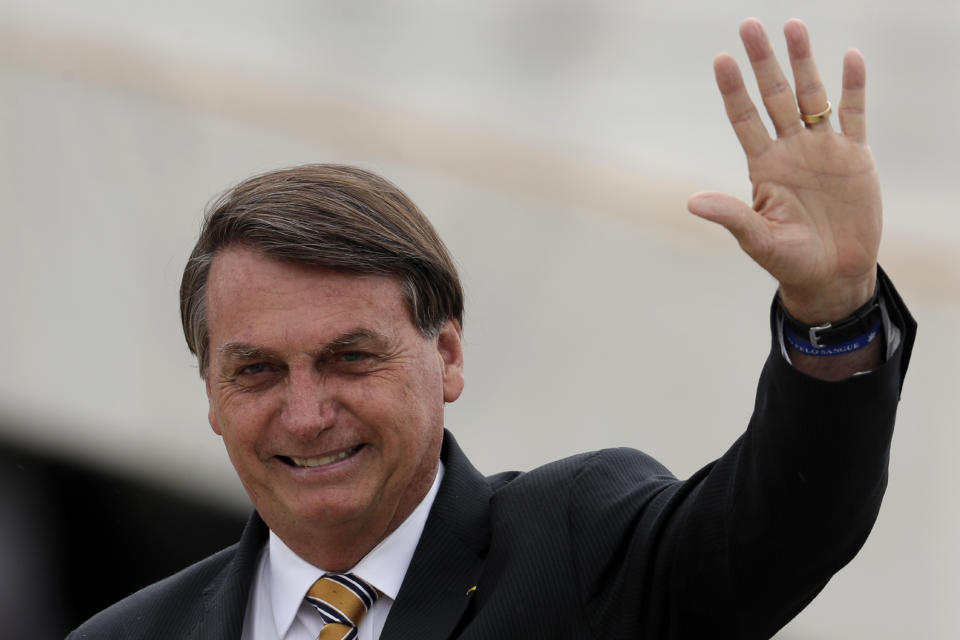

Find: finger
784;19;834;132
687;191;767;257
740;18;804;138
839;48;867;143
714;54;773;158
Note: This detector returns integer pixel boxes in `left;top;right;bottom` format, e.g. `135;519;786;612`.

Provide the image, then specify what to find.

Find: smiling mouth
280;445;364;468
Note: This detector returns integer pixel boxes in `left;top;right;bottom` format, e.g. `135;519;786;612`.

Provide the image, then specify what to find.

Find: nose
280;369;336;438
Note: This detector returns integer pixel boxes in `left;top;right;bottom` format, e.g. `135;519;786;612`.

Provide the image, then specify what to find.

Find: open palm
688;19;881;323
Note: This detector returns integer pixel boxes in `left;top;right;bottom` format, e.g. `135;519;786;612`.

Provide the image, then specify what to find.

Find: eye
331;350;383;374
239;362;270;376
226;361;282;391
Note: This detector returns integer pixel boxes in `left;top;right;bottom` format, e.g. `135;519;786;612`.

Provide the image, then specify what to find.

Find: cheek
389;372;447;449
214;393;277;451
346;373;440;439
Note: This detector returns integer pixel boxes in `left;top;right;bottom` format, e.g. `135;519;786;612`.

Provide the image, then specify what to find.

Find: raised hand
688;18;881;324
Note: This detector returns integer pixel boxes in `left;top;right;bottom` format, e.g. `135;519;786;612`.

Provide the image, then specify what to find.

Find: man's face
204;247;463;544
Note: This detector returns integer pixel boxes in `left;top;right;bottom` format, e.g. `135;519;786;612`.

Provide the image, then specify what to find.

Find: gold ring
800;101;832;124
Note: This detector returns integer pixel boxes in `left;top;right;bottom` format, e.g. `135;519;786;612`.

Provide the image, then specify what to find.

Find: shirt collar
267;461;445;637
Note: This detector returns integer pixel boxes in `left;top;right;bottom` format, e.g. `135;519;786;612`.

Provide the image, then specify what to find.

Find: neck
268;459;440;572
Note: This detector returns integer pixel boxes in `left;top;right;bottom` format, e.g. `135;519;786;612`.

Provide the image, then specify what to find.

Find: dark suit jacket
68;272;916;639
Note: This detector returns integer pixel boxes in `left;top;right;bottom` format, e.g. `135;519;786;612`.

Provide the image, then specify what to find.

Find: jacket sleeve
568;267;917;639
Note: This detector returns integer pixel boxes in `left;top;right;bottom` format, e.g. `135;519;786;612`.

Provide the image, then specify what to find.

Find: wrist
778;283;882;352
777;269;878;324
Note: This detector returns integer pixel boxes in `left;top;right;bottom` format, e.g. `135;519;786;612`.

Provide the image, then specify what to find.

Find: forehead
205;247;413;344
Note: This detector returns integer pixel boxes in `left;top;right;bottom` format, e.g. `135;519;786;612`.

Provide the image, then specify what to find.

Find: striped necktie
306;573;379;640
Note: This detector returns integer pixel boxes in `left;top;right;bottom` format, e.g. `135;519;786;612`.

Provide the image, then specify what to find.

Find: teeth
289;446;359;468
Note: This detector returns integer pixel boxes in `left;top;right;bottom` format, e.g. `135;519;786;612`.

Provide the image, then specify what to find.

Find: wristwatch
778;288;882;349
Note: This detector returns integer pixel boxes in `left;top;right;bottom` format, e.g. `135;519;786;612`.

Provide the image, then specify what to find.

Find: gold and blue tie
306;573;378;640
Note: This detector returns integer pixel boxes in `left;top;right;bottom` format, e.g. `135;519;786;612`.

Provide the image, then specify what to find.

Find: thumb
687;191;770;257
687;191;755;237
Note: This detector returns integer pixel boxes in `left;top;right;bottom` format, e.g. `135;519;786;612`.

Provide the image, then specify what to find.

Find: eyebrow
321;329;391;354
217;343;279;363
217;329;391;362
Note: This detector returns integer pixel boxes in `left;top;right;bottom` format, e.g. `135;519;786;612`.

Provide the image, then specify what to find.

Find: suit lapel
381;431;491;640
181;434;490;640
190;512;268;640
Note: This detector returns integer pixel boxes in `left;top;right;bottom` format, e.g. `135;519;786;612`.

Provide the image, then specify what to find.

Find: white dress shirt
241;463;445;640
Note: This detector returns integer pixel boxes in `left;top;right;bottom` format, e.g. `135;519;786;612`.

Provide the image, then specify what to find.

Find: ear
205;376;223;436
437;319;465;403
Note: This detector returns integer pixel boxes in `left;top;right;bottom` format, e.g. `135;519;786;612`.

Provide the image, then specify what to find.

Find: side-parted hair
179;164;463;378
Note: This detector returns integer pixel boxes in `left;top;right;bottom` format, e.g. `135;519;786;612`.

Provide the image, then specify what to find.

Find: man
70;18;915;639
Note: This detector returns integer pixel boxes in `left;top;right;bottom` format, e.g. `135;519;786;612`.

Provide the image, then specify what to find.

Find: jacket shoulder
488;447;673;492
67;543;240;639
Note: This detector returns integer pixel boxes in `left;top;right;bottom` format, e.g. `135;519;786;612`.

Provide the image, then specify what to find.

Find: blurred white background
1;1;956;637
